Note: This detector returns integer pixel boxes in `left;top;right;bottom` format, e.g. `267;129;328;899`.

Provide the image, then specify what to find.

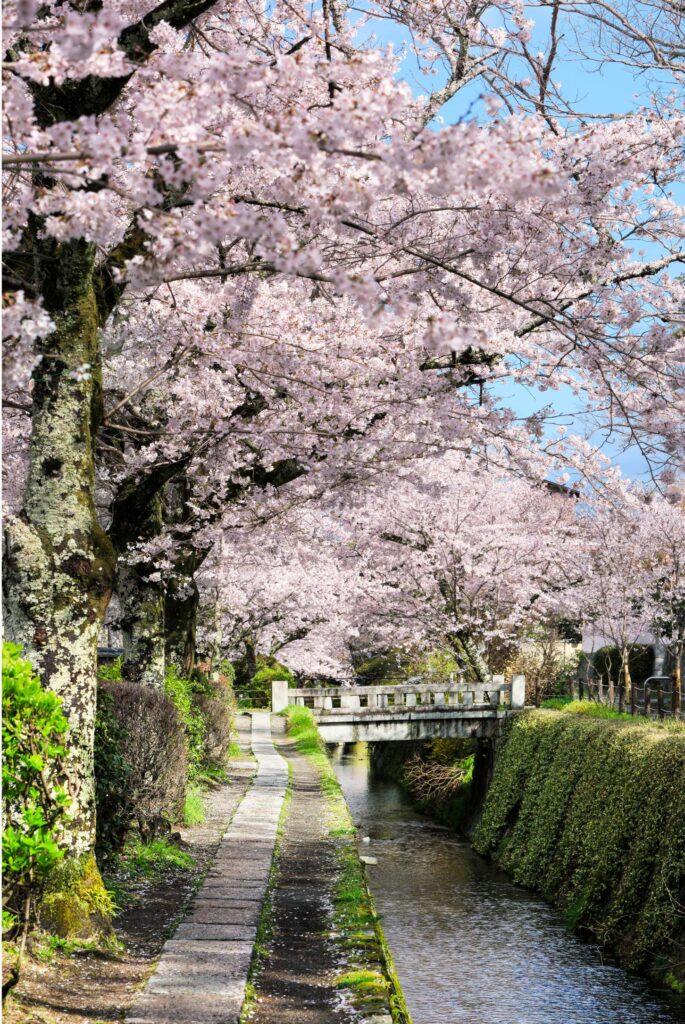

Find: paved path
127;712;288;1024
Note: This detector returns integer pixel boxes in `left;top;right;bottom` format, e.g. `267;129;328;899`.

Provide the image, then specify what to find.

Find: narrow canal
331;743;682;1024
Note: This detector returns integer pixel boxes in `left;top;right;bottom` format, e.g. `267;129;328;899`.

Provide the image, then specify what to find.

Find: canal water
331;743;682;1024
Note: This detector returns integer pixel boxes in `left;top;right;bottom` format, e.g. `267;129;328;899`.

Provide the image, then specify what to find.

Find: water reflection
331;743;681;1024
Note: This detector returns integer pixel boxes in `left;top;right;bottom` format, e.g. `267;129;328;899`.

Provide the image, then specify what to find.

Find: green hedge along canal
331;743;682;1024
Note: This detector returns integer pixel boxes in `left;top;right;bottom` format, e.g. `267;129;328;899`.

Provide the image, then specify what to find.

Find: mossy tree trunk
115;494;166;689
165;576;199;676
3;236;116;860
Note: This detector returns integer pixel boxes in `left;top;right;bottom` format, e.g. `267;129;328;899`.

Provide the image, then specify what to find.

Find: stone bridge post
511;674;526;709
271;678;289;713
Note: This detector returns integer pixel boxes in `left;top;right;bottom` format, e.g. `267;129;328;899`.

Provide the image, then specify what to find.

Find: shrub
94;685;132;862
97;657;122;682
164;665;206;777
2;644;70;946
197;689;233;766
98;682;187;838
248;662;293;705
165;667;235;774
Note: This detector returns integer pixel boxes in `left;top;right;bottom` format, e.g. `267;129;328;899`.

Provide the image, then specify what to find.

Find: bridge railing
271;675;526;713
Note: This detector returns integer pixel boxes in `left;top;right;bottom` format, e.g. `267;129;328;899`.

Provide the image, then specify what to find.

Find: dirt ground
4;761;255;1024
247;737;354;1024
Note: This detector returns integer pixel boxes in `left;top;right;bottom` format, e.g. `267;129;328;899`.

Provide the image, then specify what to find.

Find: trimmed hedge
97;682;188;841
474;710;685;991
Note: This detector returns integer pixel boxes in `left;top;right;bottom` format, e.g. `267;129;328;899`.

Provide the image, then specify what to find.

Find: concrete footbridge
272;675;527;742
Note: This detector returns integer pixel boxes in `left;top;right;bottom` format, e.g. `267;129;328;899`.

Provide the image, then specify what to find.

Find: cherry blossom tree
344;455;579;680
574;498;657;708
579;493;685;711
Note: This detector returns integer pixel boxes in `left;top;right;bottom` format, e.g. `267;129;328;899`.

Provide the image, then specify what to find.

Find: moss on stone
40;852;115;939
285;707;414;1024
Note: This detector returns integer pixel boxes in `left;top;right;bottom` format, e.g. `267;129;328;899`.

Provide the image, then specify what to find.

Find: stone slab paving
127;712;288;1024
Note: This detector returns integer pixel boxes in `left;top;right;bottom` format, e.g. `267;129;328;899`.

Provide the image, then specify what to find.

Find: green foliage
245;661;294;705
219;659;236;684
97;657;122;682
165;665;235;776
164;665;207;778
542;697;636;720
541;696;574;709
114;836;195;879
561;699;633;720
353;648;412;683
94;685;132;862
31;931;123;961
183;784;206;826
474;710;685;991
2;643;70;937
411;649;461;679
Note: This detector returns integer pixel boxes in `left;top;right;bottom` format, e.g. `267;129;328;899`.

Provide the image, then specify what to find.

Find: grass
183;784;206;826
284;706;413;1024
114;836;195;880
540;697;633;720
540;697;685;726
31;931;124;962
228;739;244;758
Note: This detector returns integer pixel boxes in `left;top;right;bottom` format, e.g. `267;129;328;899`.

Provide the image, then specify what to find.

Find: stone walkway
127;712;288;1024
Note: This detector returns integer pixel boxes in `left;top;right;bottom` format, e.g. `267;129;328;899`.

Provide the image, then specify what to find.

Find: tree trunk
208;596;223;680
244;637;258;681
118;563;166;688
116;494;165;689
623;650;636;714
673;657;682;718
3;237;116;861
165;576;199;676
451;633;491;683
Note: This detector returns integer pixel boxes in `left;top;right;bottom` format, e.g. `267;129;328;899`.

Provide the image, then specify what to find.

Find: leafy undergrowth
540;697;684;724
285;706;413;1024
228;739;244;758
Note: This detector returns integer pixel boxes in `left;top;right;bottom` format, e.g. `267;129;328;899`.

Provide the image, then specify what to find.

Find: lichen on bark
4;236;116;860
